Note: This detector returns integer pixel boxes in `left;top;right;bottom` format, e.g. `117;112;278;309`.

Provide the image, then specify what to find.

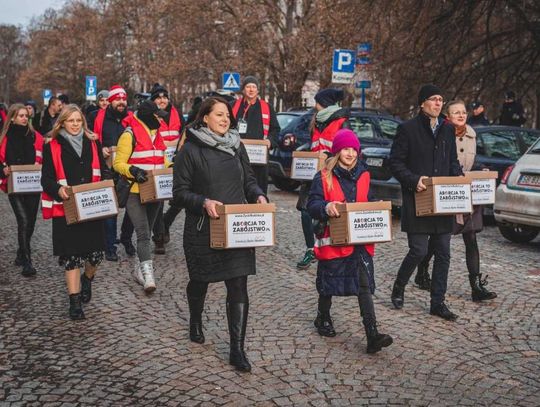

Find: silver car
494;136;540;243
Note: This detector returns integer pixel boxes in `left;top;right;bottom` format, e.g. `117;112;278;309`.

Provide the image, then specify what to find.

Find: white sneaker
140;260;156;293
132;263;145;286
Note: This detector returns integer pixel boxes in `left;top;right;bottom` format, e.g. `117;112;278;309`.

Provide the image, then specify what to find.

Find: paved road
1;186;539;406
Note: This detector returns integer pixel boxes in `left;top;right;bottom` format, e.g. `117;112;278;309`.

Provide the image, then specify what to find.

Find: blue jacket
307;161;376;296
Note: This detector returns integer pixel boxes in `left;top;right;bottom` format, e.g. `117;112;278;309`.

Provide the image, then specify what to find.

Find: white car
494;136;540;242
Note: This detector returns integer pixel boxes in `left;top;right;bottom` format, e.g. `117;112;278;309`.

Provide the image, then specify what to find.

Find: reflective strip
137;163;165;170
41;200;63;208
319;138;333;148
314;237;332;248
92;169;101;177
58;179;67;186
131;150;165;159
263;125;270;130
262;114;269;119
35;151;43;158
160;130;180;137
311;140;320;148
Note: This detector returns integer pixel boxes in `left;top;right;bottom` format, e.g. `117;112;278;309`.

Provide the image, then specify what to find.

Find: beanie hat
242;76;259;89
97;90;109;100
331;129;360;155
108;85;127;102
25;100;37;110
418;84;442;106
315;88;345;108
471;101;483;109
150;83;169;100
58;94;69;104
505;90;516;99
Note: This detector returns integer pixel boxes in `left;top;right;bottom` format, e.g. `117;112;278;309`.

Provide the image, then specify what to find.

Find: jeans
8;194;40;262
301;209;315;249
125;194;161;262
396;233;451;306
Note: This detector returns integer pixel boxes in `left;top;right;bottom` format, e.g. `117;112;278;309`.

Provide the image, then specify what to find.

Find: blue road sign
355;80;372;89
222;72;241;91
357;42;372;55
332;49;355;73
86;76;97;101
43;89;52;105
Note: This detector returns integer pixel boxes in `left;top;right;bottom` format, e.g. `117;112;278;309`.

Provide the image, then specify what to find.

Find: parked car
363;125;540;207
276;110;307;130
494;135;540;243
268;109;402;191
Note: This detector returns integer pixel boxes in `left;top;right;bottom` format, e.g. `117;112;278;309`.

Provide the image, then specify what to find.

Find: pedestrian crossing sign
222;72;241;91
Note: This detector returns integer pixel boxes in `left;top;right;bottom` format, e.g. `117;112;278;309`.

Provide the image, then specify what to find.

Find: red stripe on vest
0;130;44;193
126;118;166;171
93;109;133;143
41;138;101;219
311;117;347;153
313;169;375;259
232;98;271;139
158;106;182;141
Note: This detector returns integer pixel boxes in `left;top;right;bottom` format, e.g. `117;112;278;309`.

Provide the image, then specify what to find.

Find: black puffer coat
389;113;462;234
172;130;264;282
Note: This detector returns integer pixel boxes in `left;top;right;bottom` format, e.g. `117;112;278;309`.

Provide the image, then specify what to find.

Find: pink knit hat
331;129;360;154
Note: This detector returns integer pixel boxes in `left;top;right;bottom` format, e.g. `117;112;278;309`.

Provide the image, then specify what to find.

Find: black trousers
187;276;249;304
152;201;183;238
251;164;268;195
396;233;451;306
8;194;40;262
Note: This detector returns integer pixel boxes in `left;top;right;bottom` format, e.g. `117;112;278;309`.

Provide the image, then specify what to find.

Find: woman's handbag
115;177;134;208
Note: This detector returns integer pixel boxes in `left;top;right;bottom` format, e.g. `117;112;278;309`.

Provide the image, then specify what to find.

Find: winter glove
129;166;148;183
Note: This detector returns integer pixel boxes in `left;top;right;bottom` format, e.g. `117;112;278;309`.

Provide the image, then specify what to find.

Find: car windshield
277;113;299;129
527;136;540;154
378;118;400;139
479;131;522;160
349;117;376;138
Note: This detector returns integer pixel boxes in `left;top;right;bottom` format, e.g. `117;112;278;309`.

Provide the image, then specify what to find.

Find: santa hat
108;85;127;102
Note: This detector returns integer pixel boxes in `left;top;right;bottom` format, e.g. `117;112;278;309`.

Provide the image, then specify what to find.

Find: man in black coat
467;101;489;127
499;91;526;127
389;84;463;321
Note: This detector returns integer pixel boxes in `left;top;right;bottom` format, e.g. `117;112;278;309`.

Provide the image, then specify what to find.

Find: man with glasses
388;84;463;321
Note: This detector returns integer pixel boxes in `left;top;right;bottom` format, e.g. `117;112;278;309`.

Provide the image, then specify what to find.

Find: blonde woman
41;104;111;320
307;129;392;354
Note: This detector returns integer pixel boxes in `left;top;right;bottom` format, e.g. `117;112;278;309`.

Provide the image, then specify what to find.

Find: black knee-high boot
187;293;206;344
226;302;251;372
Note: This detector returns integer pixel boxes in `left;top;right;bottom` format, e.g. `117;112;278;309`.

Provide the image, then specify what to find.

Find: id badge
238;119;248;134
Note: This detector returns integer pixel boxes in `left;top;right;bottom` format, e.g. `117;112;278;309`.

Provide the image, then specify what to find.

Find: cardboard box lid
292;151;326;159
465;171;498;180
9;164;42;171
149;168;173;176
216;203;276;215
335;201;392;212
425;176;471;186
69;179;115;194
241;139;268;146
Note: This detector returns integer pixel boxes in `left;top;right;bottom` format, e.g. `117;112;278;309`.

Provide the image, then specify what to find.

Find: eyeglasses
427;96;444;103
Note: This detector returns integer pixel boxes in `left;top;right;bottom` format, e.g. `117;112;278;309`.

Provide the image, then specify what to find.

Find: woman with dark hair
173;96;267;372
41;104;111;320
0;104;44;276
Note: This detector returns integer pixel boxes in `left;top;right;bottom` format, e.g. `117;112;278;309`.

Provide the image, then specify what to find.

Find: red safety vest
232;98;271;139
0;130;44;193
93;108;134;143
41;138;101;219
127;117;166;171
314;169;375;260
311;117;347;153
159;106;182;142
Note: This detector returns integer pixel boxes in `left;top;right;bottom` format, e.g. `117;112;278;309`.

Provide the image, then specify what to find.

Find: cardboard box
164;140;179;163
415;177;472;216
210;203;276;249
290;151;327;180
241;139;268;165
105;146;117;168
139;168;173;203
64;179;118;224
329;201;392;245
7;164;43;194
465;171;498;205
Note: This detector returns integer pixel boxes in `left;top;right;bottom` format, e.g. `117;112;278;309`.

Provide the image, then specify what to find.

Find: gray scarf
59;128;84;157
316;104;341;124
189;127;241;156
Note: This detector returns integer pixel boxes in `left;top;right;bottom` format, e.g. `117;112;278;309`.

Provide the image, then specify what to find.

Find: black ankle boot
187;295;205;344
364;320;393;354
14;249;24;266
414;263;431;291
69;293;85;320
391;281;405;309
227;302;251;372
21;261;37;277
313;311;336;337
470;274;497;302
80;273;94;303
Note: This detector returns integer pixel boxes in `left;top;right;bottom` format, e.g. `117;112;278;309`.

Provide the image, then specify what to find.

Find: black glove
129;166;148;183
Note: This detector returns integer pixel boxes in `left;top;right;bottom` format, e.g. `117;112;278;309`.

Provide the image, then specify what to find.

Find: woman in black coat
0;103;44;277
41;104;111;320
173;97;266;372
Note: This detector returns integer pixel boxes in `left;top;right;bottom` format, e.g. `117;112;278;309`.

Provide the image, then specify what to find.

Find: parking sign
332;49;355;84
42;89;52;106
86;76;97;101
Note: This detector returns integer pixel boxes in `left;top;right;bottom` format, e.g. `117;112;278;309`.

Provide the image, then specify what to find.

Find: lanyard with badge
238;100;252;135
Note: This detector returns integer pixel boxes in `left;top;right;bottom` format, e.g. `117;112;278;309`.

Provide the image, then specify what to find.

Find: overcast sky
0;0;65;26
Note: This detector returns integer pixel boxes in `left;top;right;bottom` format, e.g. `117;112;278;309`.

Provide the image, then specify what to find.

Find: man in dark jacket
231;76;280;194
467;101;489;126
389;84;463;321
499;91;526;126
88;85;135;261
35;96;62;136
